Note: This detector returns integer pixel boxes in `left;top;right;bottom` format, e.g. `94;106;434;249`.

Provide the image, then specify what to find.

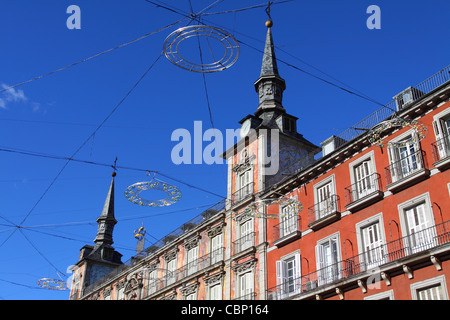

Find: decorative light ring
163;25;240;73
242;197;303;220
368;118;428;148
125;175;181;207
37;278;69;291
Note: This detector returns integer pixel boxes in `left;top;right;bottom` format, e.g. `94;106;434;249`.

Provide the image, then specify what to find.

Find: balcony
234;292;257;300
231;182;254;207
344;173;383;212
267;220;450;300
145;247;225;297
431;135;450;171
273;214;301;247
385;150;429;193
308;195;340;231
232;232;255;256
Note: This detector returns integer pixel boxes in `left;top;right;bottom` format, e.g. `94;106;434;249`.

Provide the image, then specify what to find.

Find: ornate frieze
206;222;226;238
231;257;257;274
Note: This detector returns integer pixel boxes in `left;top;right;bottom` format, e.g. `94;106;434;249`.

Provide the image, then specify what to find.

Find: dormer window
283;117;296;133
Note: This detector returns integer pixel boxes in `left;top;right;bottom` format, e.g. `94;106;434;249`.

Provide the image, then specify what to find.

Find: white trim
410;275;449;300
355;212;387;255
364;289;395;300
397;192;435;237
348;150;376;185
432;105;450;122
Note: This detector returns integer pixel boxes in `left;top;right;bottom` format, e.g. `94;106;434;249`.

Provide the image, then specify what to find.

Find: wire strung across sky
0;0;386;292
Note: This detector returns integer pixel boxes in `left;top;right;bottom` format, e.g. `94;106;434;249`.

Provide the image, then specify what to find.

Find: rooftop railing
334;65;450;150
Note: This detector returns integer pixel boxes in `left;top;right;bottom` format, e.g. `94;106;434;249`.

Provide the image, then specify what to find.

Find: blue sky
0;0;449;299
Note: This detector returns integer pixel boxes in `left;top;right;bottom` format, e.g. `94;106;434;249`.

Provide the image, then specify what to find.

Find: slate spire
254;21;286;117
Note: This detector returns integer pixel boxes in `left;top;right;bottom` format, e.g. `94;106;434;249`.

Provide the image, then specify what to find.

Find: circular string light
37;278;69;291
368;118;428;148
124;173;182;207
241;197;303;220
163;25;240;73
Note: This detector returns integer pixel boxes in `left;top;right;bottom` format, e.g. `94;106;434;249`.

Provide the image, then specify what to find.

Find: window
187;246;199;275
117;287;125;300
279;201;299;237
210;233;223;264
404;202;435;253
432;107;450;160
238;169;252;200
411;275;449;300
361;222;385;268
276;253;301;298
354;160;376;199
166;258;177;285
398;193;436;255
313;176;337;220
238;272;254;299
316;233;341;286
239;219;254;252
185;292;196;300
147;269;158;295
347;151;380;205
387;132;422;182
209;283;222;300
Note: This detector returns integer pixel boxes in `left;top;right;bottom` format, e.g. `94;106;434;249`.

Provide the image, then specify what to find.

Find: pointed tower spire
254;20;286;118
93;172;117;248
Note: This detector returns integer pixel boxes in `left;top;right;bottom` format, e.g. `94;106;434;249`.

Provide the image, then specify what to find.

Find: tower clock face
240;119;251;138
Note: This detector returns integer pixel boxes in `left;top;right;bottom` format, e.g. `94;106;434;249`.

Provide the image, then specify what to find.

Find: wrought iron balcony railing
233;292;257;300
308;195;340;225
143;247;225;297
232;232;255;256
273;214;301;242
345;173;382;205
231;182;254;206
385;150;426;185
268;220;450;300
431;135;450;164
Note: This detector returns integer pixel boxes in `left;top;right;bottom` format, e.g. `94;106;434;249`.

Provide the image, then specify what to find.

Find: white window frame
387;130;422;183
276;250;301;299
208;282;223;300
410;275;449;300
313;175;337;220
210;233;224;264
432;106;450;159
166;257;177;285
315;232;341;286
364;289;395;300
348;151;378;201
186;245;199;276
238;271;254;299
147;269;158;295
355;213;387;270
238;218;254;252
278;197;300;237
398;193;436;254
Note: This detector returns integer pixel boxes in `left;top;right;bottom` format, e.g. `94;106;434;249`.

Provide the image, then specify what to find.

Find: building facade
69;22;450;300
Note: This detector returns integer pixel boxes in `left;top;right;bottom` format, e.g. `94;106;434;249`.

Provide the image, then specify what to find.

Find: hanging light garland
241;197;303;220
124;172;182;207
163;25;240;73
37;278;69;291
368;118;428;148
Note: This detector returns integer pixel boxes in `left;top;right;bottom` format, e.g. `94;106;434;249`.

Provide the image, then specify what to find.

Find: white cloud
0;84;27;109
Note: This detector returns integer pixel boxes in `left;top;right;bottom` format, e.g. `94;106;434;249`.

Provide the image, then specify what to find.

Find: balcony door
405;203;435;253
316;235;340;286
316;182;335;219
354;160;375;199
361;222;385;269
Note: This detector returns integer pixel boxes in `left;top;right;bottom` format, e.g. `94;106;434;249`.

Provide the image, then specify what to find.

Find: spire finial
265;1;274;28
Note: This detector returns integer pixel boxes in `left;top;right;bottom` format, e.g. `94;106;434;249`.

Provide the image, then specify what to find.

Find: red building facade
264;73;450;300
